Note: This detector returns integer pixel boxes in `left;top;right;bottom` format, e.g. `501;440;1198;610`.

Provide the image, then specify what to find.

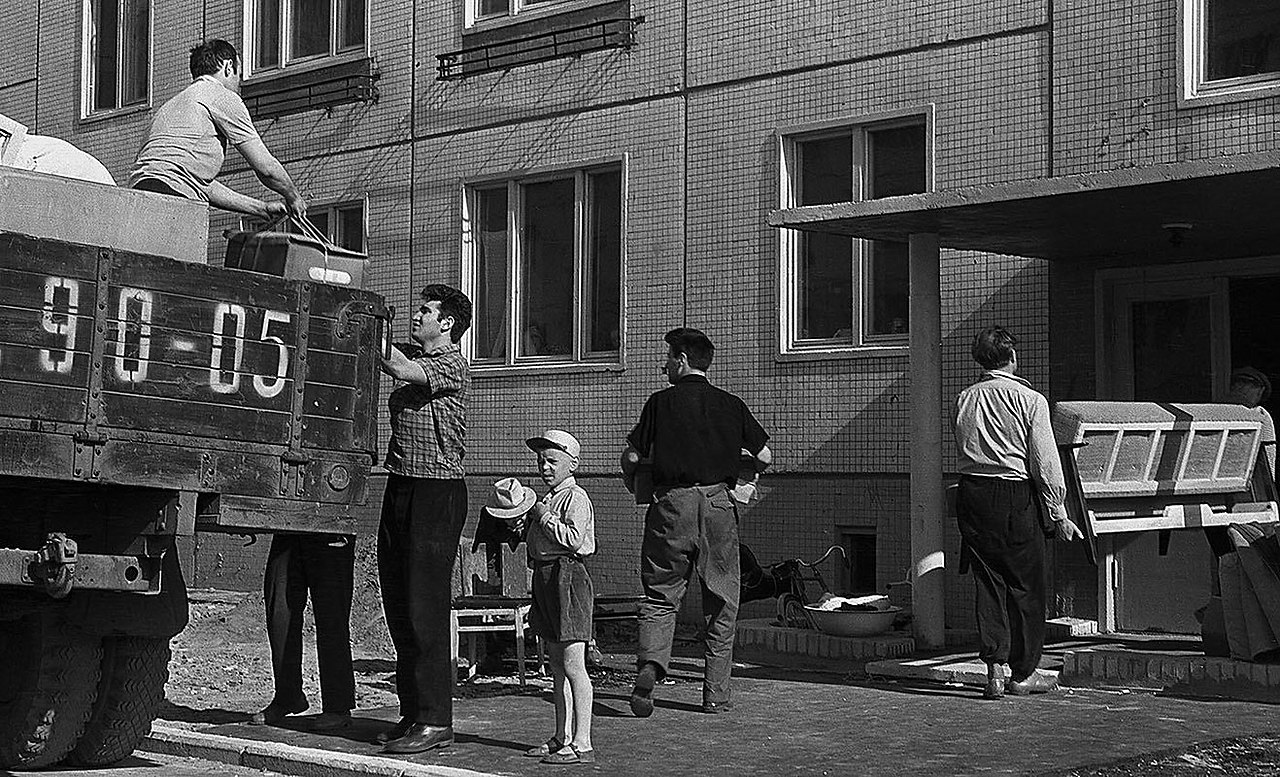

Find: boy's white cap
526;429;581;458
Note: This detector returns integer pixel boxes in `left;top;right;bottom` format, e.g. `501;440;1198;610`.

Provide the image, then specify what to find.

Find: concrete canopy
768;150;1280;263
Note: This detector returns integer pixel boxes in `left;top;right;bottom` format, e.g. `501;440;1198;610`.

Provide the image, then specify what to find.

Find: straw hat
484;477;536;519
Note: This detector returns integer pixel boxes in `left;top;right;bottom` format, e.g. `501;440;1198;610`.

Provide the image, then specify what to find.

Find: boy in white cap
521;429;596;765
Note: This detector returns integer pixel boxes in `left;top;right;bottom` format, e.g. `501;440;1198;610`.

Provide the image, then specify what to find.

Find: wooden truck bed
0;230;387;534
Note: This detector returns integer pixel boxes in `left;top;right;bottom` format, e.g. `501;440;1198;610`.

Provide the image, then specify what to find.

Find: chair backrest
458;539;530;598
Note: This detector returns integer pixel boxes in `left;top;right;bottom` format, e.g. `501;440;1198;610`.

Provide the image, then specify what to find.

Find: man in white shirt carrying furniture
953;326;1083;700
129;39;305;220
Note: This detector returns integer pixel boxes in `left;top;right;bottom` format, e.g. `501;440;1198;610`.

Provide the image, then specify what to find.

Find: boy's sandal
541;745;596;765
525;738;564;757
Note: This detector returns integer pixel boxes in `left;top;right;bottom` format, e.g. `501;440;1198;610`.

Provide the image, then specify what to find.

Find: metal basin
804;605;901;637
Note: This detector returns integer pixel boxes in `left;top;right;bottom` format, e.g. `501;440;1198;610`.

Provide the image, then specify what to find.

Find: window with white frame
467;0;585;26
1183;0;1280;100
780;119;927;351
248;0;366;74
241;200;366;252
464;166;623;367
84;0;150;114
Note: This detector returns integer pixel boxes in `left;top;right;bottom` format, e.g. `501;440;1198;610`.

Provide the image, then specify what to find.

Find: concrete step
1063;647;1280;703
734;618;915;666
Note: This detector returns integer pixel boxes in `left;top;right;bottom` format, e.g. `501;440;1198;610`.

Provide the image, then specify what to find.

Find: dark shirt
628;375;769;488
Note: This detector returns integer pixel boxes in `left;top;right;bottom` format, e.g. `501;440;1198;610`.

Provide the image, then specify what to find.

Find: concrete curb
142;724;501;777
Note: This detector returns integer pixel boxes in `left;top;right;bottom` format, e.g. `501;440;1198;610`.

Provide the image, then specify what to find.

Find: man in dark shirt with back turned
621;327;771;717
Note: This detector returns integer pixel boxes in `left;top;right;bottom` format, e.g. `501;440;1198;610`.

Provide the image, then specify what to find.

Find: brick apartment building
4;0;1278;640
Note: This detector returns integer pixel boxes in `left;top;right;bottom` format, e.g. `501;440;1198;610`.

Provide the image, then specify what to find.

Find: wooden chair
451;540;544;685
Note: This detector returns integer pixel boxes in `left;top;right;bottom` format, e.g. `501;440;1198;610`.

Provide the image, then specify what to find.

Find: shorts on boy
530;557;594;643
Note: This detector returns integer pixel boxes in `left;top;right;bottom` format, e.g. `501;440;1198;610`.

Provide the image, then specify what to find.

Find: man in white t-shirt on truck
129;39;305;220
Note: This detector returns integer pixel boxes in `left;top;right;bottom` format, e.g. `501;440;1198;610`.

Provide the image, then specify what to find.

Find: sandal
525;738;564;758
542;744;596;765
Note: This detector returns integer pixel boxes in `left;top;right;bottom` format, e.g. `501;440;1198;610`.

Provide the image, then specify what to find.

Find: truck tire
66;635;171;766
0;612;102;770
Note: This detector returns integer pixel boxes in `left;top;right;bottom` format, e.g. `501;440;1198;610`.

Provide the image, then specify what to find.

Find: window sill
78;103;151;126
1179;79;1280;108
440;0;637;80
243;51;370;86
471;360;625;378
776;345;909;363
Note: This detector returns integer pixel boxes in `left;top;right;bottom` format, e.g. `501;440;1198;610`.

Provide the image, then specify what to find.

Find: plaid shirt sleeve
415;349;467;396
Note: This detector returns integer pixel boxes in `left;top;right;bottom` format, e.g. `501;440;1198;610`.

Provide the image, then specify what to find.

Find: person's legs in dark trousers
696;486;740;708
378;477;418;721
263;534;309;713
633;487;698;716
957;477;1047;686
301;534;356;714
378;476;468;728
636;488;699;677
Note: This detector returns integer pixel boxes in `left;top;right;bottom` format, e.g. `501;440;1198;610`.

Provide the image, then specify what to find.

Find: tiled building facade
6;0;1274;633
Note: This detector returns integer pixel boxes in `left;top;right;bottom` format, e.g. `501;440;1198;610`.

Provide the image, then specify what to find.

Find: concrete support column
908;232;945;650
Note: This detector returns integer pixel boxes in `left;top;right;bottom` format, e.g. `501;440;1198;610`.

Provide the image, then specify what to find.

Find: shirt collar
677;374;709;384
423;343;460;358
549;476;577;494
981;369;1032;388
195;74;224;89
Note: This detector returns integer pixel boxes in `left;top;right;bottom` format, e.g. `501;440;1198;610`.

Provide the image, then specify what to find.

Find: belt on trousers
652;482;728;499
532;554;587;566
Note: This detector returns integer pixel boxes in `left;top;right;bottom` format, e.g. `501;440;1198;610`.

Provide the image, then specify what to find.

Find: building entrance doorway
1100;266;1280;633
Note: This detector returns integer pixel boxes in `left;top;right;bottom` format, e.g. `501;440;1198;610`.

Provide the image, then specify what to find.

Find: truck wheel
66;636;171;766
0;612;102;770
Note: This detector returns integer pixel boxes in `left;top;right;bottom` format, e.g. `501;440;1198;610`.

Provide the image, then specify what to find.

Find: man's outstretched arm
207;180;283;219
237;138;307;217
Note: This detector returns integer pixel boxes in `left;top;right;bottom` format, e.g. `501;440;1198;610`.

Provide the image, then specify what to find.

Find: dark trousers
956;475;1047;681
131;177;184;197
378;475;467;725
637;484;740;704
263;533;356;712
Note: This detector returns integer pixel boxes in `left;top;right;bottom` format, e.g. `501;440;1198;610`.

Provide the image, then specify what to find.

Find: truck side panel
0;232;384;513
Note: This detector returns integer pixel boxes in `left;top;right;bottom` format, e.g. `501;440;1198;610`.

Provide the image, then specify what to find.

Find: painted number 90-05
39;276;292;399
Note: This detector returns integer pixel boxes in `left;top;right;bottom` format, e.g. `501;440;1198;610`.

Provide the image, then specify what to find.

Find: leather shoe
1007;671;1059;696
629;662;658;718
701;699;732;714
981;663;1006;700
250;699;307;725
982;677;1005;700
311;712;351;732
375;717;413;745
383;724;454;754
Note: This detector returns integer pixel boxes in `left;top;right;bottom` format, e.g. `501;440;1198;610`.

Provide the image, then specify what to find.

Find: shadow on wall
733;255;1058;628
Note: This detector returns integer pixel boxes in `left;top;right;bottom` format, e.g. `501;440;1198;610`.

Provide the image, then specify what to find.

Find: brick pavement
151;653;1280;777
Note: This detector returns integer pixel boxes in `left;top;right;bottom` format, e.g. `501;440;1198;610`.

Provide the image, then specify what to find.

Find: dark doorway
1230;276;1280;421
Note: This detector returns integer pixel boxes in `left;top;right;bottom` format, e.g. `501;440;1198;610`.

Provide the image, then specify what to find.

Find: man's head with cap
1230;366;1272;408
526;429;580;489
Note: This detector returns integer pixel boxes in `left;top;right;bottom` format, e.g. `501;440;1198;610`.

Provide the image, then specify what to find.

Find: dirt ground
163;537;656;724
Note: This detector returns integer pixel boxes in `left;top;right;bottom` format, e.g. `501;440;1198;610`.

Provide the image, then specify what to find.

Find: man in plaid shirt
374;284;472;753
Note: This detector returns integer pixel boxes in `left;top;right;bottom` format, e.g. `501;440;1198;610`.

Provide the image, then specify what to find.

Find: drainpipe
909;232;945;650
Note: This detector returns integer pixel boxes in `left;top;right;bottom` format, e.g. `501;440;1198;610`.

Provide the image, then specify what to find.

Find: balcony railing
437;16;644;81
